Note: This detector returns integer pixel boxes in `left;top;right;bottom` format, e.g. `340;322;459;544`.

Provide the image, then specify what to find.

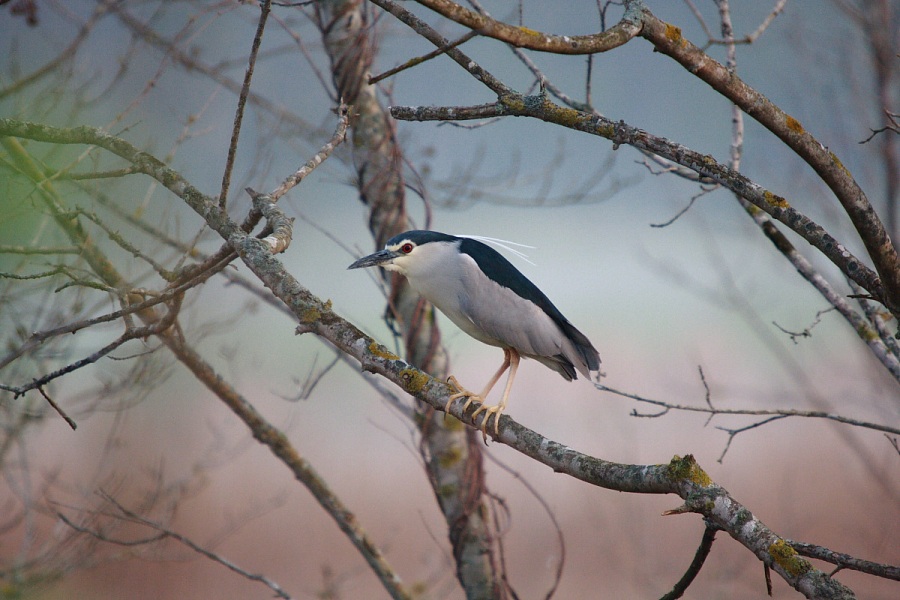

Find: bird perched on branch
349;230;601;441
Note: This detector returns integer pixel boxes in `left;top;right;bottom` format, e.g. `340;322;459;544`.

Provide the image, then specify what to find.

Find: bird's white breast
401;242;568;359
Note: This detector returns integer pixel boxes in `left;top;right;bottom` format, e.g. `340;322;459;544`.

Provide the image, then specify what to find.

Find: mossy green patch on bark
399;368;429;394
768;539;813;577
664;23;683;45
763;190;790;209
368;341;400;361
667;454;712;487
516;26;541;37
784;114;804;134
299;306;321;324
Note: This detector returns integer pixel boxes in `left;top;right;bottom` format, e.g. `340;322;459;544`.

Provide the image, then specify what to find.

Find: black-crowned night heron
348;230;601;440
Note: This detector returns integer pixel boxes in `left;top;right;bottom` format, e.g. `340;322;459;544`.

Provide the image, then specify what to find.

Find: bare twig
2;293;183;398
270;103;349;200
36;387;77;431
859;111;900;144
485;452;566;600
158;332;413;600
772;308;835;344
715;416;787;462
595;381;900;438
368;29;478;85
659;524;717;599
650;186;717;228
58;496;293;599
788;540;900;581
220;0;272;208
0;0;113;100
0;245;81;255
685;0;788;47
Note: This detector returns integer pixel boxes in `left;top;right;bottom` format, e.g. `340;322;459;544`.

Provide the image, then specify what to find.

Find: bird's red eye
400;243;414;254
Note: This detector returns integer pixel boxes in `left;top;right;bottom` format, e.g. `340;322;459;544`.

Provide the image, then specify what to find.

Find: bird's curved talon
445;376;480;416
460;395;481;414
470;403;502;442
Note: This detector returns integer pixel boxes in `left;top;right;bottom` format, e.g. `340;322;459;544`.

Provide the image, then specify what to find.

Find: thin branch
467;0;597;114
158;332;413;600
368;29;478;85
639;9;900;316
219;0;272;208
109;3;319;138
0;255;229;372
2;293;183;398
659;524;717;600
269;102;349;200
638;152;716;183
367;0;512;97
788;540;900;581
859;111;900;144
650;186;716;228
715;416;788;462
0;245;82;255
686;0;788;47
36;386;77;431
772;308;835;344
75;209;176;280
595;382;900;437
0;0;114;101
485;452;566;600
58;497;293;599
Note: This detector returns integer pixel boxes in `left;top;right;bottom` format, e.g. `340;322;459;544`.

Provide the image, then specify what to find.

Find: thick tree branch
410;0;643;54
157;330;412;600
386;100;886;310
638;9;900;316
0;117;867;600
0;118;412;599
375;0;900;318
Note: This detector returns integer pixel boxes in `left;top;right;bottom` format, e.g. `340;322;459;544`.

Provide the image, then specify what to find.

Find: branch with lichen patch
409;0;643;54
0;116;872;600
638;9;900;316
388;100;885;308
384;0;900;316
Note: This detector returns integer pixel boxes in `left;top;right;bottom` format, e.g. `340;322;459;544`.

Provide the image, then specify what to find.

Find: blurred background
0;1;897;598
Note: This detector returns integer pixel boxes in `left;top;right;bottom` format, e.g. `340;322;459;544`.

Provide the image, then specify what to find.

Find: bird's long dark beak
347;249;398;270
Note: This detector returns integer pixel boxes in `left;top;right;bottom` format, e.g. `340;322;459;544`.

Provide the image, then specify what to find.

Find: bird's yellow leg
444;349;511;416
471;349;520;441
445;375;479;414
